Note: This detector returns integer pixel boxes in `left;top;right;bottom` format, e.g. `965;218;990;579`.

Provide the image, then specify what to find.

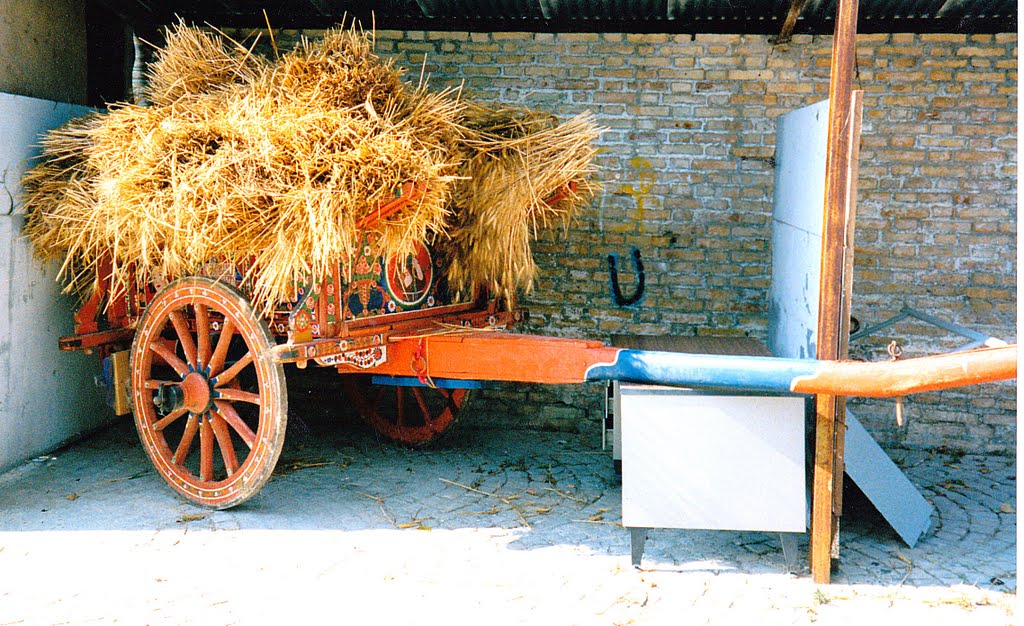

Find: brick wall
844;34;1016;453
254;29;1017;454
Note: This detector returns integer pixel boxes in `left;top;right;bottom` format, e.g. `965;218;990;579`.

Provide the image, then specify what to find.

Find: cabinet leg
630;527;649;568
779;532;802;574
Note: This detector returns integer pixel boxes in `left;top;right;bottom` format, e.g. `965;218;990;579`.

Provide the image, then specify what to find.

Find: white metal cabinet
617;384;807;567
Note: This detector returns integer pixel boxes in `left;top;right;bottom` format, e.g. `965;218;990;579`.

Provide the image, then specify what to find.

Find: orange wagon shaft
790;345;1017;397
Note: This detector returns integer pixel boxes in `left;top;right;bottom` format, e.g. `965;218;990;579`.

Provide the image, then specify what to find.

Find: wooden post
810;0;860;584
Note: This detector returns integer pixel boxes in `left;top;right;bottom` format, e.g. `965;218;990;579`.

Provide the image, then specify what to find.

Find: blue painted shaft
585;349;820;394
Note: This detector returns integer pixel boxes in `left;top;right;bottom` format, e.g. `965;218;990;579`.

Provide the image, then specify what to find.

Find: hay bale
22;24;601;314
270;28;405;113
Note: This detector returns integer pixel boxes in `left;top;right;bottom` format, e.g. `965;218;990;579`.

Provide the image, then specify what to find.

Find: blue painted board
846;410;934;547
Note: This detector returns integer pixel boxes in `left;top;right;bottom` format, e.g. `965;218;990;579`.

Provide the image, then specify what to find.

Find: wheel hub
154;372;215;415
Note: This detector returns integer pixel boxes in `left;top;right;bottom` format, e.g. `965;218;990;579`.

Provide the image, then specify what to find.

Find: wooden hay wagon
57;176;1018;511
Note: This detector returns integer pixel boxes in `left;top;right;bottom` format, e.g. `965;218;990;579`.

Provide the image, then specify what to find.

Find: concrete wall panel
0;0;87;105
0;92;108;472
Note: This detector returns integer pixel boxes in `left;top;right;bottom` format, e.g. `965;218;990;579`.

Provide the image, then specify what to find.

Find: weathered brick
695;34;742;44
920;33;968;43
428;31;468;41
956;70;1005;82
727;69;773;80
556;32;599;43
957;46;1003;56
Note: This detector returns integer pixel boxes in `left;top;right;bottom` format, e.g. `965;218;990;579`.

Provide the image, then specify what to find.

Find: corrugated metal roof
415;0;547;19
667;0;794;22
98;0;1017;33
799;0;1015;23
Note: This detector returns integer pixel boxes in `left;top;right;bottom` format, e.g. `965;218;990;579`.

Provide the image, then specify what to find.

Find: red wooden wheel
343;376;468;446
130;277;287;509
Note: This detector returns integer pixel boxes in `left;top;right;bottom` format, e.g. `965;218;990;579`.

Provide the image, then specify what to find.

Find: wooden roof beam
777;0;810;43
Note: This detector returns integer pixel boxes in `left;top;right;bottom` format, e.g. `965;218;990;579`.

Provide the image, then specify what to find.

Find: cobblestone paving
0;407;1015;625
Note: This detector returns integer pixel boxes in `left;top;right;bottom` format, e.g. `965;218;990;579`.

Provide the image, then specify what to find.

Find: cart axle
153;383;185;415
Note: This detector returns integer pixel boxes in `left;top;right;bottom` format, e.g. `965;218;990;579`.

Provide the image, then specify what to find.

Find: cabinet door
621;391;806;532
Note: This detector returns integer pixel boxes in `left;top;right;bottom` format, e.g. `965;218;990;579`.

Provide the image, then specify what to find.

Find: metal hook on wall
607;247;645;307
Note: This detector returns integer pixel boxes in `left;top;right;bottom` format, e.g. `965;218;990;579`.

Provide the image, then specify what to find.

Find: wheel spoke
153;407;188;432
216;387;261;405
173;414;199;464
210;412;239;475
195;304;211;370
150;341;189;378
213;402;256;448
441;389;457;413
215;352;253;388
144;378;176;390
372;384;387;406
169;309;198;369
412;388;431;424
450;390;465;414
396;386;405;426
200;416;214;482
208;318;235;377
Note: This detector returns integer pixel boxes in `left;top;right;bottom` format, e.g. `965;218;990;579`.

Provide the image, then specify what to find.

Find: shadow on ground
0;369;1014;594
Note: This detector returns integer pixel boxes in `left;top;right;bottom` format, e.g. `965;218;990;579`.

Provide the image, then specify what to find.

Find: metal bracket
849;305;1007;351
779;532;802;574
849;305;1007;428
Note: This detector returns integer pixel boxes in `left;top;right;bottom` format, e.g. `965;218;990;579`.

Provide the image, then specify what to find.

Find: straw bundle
21;114;107;298
143;23;266;106
22;23;601;314
270;29;405;112
445;111;601;306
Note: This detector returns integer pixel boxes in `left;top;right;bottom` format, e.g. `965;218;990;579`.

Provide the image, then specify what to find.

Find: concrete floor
0;391;1016;625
